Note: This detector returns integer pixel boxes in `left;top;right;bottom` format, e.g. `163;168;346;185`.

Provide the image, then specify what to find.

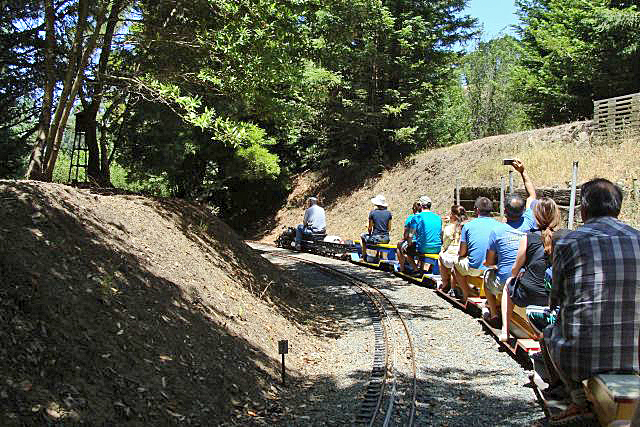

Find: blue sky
465;0;519;40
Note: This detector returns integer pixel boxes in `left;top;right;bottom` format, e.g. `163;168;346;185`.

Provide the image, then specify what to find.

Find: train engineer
360;194;392;255
295;196;326;251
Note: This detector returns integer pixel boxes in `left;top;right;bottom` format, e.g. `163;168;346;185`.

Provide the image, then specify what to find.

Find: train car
272;226;640;426
350;241;441;287
274;227;356;258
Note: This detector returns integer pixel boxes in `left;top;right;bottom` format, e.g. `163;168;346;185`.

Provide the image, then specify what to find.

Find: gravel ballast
256;247;543;426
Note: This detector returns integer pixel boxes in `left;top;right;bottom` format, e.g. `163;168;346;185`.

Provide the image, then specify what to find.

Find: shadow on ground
0;182;321;425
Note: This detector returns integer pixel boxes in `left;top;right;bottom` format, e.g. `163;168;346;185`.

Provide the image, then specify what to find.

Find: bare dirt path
250;244;543;426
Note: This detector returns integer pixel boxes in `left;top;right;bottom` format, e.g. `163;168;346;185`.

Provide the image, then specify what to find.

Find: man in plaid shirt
544;178;640;424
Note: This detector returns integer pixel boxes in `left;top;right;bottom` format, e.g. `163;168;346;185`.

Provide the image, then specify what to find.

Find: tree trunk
26;0;56;180
83;0;127;186
43;4;108;181
85;112;101;182
42;0;89;175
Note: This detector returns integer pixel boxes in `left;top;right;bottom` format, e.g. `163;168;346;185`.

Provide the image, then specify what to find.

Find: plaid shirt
546;216;640;382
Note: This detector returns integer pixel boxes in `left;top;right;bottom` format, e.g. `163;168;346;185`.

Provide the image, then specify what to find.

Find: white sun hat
419;195;431;206
371;194;388;207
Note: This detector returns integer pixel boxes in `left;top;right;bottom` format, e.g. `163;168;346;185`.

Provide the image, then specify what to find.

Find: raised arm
512;159;536;209
511;235;528;277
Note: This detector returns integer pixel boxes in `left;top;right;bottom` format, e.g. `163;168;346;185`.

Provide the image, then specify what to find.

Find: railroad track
253;244;417;426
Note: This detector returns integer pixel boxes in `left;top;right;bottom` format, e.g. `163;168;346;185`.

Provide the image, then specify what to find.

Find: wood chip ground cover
0;180;331;425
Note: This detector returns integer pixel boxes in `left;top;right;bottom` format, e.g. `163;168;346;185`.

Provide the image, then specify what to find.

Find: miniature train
273;228;640;427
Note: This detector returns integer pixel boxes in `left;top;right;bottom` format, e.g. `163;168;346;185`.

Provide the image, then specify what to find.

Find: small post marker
633;178;638;201
568;161;579;230
278;339;288;385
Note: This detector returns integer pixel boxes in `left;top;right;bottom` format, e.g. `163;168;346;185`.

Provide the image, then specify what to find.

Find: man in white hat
295;196;326;250
360;194;392;257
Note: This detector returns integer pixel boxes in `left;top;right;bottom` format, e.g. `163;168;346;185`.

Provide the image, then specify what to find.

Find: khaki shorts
439;252;458;269
454;257;484;277
483;269;506;296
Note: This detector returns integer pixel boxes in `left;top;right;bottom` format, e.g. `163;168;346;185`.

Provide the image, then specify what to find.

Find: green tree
462;36;530;139
0;1;44;177
300;0;477;171
107;0;307;224
514;0;640;125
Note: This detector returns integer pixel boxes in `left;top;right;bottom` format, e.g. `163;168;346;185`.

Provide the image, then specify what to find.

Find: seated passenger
454;197;500;303
409;196;442;268
295;196;326;251
438;205;467;292
482;159;538;325
482;194;529;327
543;178;640;425
396;200;422;273
499;198;566;342
360;194;392;256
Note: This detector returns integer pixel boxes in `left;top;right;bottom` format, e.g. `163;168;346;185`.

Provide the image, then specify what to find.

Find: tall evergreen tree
514;0;640;125
302;0;476;170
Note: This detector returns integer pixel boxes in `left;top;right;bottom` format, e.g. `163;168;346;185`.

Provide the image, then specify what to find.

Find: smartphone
503;159;515;166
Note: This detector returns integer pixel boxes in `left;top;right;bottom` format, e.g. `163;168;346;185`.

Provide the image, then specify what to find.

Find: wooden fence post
500;176;505;217
568;161;579;230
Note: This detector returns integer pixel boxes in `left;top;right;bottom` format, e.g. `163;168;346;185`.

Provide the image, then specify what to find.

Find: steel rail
260;248;417;426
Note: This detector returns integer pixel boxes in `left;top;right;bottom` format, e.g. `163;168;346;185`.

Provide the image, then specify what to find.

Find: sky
464;0;519;40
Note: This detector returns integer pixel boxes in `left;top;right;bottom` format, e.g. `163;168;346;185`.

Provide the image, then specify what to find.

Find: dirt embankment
0;180;330;425
263;121;640;242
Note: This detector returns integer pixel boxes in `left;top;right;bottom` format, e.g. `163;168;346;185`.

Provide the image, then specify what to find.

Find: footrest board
393;270;437;288
586;374;640;427
516;339;541;354
435;288;468;311
349;257;382;269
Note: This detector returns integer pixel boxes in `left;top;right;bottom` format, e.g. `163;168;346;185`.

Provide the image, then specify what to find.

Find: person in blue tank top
454;197;501;303
360;194;392;256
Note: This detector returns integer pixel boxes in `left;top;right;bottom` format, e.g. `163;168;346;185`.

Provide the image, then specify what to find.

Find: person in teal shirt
396;200;422;273
409;196;442;254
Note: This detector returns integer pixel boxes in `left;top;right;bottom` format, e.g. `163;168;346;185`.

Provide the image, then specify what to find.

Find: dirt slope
0;180;329;425
263;121;640;242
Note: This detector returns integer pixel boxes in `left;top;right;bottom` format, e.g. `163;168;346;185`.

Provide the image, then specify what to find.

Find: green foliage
0;1;42;178
297;0;477;170
462;36;531;139
514;0;640;125
426;73;472;146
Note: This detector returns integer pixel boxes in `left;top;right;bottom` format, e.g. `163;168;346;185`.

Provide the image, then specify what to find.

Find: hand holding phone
503;159;515;166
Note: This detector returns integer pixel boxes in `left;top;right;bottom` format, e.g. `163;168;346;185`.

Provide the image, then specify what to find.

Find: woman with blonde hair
438;205;467;292
500;197;564;342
